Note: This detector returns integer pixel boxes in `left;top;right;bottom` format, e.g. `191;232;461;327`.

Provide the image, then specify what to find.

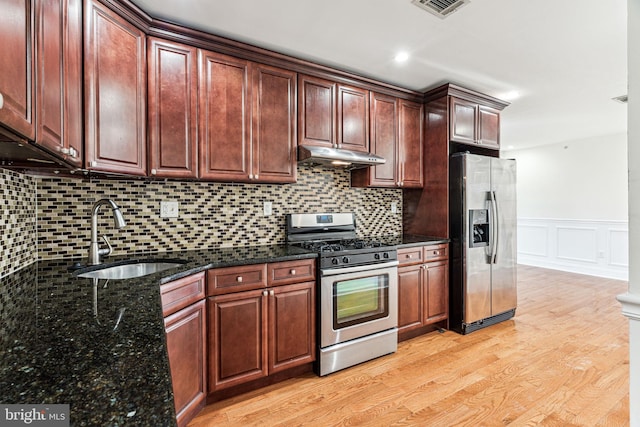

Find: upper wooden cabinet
0;0;82;167
35;0;83;167
0;0;35;140
298;74;369;152
398;99;424;188
351;94;423;189
450;96;501;149
251;63;297;183
147;38;198;178
84;0;147;175
199;50;296;183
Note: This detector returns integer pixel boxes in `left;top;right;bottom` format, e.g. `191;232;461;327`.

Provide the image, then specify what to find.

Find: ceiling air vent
612;94;628;104
411;0;470;19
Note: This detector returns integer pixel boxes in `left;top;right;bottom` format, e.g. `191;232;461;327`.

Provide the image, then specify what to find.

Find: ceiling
130;0;627;150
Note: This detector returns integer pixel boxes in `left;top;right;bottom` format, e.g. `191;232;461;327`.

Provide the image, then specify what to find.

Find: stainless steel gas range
286;212;398;376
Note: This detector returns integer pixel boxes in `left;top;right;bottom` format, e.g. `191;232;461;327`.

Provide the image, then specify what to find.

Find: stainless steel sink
76;261;185;280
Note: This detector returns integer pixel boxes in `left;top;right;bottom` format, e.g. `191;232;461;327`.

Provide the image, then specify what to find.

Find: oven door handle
321;260;399;276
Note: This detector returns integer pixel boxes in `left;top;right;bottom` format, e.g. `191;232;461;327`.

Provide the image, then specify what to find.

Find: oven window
333;273;389;329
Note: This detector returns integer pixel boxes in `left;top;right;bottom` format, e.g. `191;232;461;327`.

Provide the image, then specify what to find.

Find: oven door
320;261;398;348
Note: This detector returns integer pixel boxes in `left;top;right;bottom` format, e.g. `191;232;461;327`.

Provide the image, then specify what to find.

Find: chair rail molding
517;217;628;280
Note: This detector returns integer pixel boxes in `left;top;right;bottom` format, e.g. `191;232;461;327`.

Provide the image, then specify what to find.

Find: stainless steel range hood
297;145;385;169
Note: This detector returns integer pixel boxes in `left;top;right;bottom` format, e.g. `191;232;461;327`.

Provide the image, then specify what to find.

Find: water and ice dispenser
469;209;489;248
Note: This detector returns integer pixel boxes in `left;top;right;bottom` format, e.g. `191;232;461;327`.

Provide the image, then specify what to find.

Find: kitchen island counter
0;244;316;426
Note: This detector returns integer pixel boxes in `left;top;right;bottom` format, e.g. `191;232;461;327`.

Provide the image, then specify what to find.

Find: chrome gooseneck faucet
89;199;126;265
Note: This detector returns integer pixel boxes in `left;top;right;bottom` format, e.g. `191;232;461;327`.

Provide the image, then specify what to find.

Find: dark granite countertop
0;244;316;426
0;238;448;425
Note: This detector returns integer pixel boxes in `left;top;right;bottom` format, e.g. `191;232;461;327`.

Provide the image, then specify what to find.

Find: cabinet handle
151;169;157;176
433;250;439;255
0;92;3;109
290;269;296;275
236;276;243;283
70;147;78;158
406;254;412;259
269;290;274;296
60;147;70;155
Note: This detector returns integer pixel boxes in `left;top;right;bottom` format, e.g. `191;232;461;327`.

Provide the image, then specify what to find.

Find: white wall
503;133;629;280
618;0;640;424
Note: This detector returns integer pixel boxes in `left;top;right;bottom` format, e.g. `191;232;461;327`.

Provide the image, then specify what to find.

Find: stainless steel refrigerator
449;153;517;334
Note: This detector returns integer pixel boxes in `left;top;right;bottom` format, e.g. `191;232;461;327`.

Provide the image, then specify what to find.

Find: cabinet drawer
397;247;424;266
424;244;448;262
268;259;316;286
207;264;267;296
161;272;206;317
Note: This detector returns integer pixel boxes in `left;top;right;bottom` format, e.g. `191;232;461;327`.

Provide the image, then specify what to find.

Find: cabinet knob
433;250;439;255
60;147;70;155
263;290;268;296
236;276;243;283
269;290;275;296
249;174;254;180
0;92;4;110
90;160;97;167
290;269;296;275
70;147;78;158
151;169;157;175
254;174;258;179
407;254;412;259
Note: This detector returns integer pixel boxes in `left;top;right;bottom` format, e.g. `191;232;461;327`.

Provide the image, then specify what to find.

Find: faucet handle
98;235;113;258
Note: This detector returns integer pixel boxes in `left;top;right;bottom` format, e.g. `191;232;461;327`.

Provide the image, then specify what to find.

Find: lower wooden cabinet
397;244;449;339
207;260;316;393
161;272;206;427
207;281;315;391
164;300;207;427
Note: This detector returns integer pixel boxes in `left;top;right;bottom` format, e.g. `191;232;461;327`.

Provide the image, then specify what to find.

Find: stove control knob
331;258;339;265
342;256;350;264
374;253;381;260
383;252;389;259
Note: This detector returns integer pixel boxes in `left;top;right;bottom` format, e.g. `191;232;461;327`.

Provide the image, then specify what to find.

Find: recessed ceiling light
394;52;409;63
498;91;520;101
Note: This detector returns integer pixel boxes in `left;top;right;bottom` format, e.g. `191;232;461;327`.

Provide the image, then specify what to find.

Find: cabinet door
398;99;423;188
478;105;500;149
424;260;448;323
0;0;35;139
268;282;315;374
84;0;147;175
449;97;476;145
298;74;336;148
368;91;397;187
35;0;82;166
165;300;207;427
198;50;250;181
148;38;198;178
337;84;369;152
252;63;297;183
208;290;268;391
397;264;423;333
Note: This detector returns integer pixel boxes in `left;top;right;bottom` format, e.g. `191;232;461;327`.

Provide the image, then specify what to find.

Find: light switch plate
160;201;179;218
264;201;273;216
391;202;397;214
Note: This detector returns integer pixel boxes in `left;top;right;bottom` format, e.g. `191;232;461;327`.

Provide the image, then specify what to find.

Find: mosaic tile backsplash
36;165;402;260
0;169;37;277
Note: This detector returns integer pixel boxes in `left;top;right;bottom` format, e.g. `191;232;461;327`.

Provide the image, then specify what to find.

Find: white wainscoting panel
517;218;628;280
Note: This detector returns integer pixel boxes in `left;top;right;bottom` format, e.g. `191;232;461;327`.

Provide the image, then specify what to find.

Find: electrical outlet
160;201;179;218
263;201;273;216
391;202;397;214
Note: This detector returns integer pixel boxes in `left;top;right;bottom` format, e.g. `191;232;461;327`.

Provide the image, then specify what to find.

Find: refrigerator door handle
491;190;499;264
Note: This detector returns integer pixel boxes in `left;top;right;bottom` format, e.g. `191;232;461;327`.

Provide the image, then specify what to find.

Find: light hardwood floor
189;265;630;426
